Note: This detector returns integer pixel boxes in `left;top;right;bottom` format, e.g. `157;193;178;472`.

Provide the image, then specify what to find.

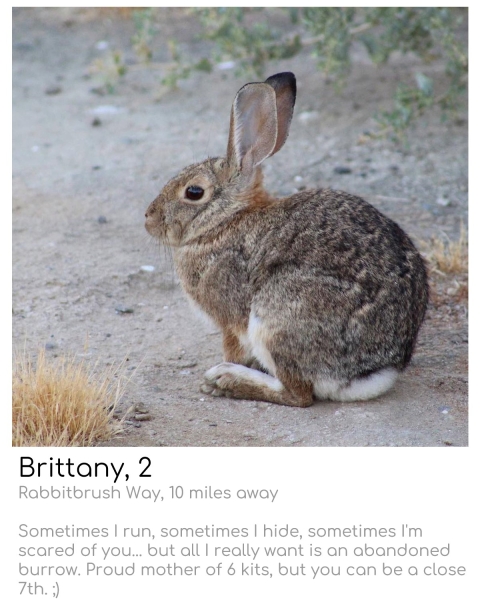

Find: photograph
13;7;468;447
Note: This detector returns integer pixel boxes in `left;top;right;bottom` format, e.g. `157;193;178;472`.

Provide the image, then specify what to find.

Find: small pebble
45;85;62;95
97;215;107;224
115;305;134;314
436;197;451;207
91;117;102;127
217;61;235;70
134;414;152;421
334;166;352;175
45;342;57;350
298;110;319;122
90;105;124;115
133;402;149;414
96;40;109;50
140;265;155;272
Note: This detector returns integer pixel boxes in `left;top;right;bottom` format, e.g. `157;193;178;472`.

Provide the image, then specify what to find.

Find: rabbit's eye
185;186;204;201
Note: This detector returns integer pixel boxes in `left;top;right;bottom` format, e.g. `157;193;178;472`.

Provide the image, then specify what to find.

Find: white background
6;448;480;599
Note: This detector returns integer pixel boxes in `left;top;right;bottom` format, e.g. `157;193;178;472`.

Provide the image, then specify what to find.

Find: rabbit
145;72;428;407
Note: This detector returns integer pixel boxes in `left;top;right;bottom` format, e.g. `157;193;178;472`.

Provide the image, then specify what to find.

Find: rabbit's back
246;189;428;380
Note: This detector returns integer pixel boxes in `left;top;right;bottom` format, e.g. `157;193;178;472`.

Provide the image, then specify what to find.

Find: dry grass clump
13;350;124;447
423;225;468;275
420;225;468;308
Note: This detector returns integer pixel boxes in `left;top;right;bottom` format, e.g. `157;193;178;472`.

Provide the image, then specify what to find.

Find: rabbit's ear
226;73;296;175
264;72;296;155
226;82;278;174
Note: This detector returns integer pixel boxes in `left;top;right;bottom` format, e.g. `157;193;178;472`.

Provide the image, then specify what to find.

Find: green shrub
97;8;467;138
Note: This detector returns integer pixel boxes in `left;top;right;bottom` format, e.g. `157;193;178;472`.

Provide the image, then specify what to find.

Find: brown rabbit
145;72;428;407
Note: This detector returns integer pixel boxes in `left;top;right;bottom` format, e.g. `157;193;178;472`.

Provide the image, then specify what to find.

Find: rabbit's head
145;72;296;246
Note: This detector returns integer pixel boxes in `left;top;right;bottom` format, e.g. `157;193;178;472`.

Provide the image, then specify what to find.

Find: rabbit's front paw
201;362;241;398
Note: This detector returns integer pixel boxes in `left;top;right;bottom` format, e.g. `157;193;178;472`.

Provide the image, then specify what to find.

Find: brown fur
145;72;428;407
222;328;248;364
208;367;313;407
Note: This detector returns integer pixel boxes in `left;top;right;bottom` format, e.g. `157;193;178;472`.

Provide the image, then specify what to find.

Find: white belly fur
247;312;277;376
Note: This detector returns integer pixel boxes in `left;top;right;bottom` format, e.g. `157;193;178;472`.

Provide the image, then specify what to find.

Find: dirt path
13;8;468;446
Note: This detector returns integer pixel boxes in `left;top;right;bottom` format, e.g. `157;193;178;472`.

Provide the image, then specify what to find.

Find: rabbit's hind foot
201;362;313;408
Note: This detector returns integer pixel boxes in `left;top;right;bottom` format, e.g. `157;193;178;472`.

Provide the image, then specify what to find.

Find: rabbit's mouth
145;209;184;248
145;203;167;240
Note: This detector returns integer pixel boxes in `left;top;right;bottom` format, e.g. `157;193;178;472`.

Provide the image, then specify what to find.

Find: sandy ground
12;8;468;446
